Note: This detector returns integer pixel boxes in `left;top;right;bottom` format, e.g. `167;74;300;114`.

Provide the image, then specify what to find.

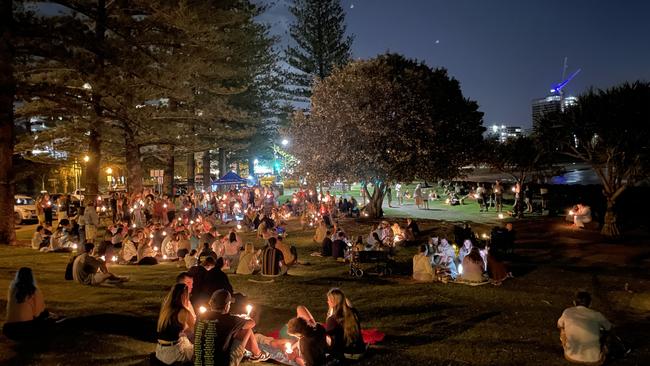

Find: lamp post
106;167;113;188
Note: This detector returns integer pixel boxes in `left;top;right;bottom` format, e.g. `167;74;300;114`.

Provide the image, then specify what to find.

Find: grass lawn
1;216;650;366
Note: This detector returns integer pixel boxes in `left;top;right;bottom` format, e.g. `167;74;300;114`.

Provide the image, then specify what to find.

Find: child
31;226;49;250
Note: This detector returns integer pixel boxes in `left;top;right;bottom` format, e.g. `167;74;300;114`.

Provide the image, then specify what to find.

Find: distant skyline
260;0;650;130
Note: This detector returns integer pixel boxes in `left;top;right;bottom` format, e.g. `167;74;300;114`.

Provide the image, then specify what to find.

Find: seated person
31;225;49;250
296;288;364;359
459;247;485;282
436;239;458;279
286;317;328;366
320;232;333;257
72;243;128;285
136;232;158;265
236;243;260;275
331;232;347;259
313;221;328;245
412;244;435;282
46;219;75;252
275;236;297;266
458;239;473;264
558;291;612;365
121;233;138;263
222;231;243;271
572;203;593;229
194;290;271;365
261;237;286;276
406;218;420;237
198;242;217;263
155;283;195;365
3;267;56;341
184;249;198;268
201;257;234;300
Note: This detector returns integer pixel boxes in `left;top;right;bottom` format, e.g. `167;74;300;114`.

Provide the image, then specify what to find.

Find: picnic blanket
266;328;385;344
452;278;490;286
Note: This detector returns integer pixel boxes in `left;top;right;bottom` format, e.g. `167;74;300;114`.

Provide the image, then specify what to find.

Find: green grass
1;217;649;366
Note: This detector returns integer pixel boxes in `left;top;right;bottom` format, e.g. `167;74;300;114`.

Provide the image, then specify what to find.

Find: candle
246;304;253;317
511;187;516;192
132;223;136;228
162;231;167;236
569;210;574;215
72;243;78;250
236;224;242;230
153;246;159;251
498;213;504;219
149;234;154;238
163;203;167;208
163;254;168;260
458;263;464;275
100;255;106;261
111;255;118;262
285;342;293;354
199;306;207;314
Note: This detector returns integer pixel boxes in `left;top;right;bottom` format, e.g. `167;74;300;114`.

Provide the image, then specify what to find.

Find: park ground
2;199;650;365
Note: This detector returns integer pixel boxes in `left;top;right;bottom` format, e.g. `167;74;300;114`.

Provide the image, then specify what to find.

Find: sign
150;169;164;177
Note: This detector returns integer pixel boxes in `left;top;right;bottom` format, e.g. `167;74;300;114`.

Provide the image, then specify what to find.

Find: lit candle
246;304;253;317
482;233;488;239
184;208;189;211
285;342;293;354
569;210;574;215
199;306;207;314
100;255;106;261
111;255;118;262
190;220;194;224
163;254;168;260
458;263;464;275
163;203;167;208
153;246;159;251
498;213;504;219
511;187;516;192
132;223;136;228
236;224;242;230
149;234;154;239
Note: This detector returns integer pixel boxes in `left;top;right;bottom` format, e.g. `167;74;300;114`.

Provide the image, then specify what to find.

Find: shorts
155;336;194;365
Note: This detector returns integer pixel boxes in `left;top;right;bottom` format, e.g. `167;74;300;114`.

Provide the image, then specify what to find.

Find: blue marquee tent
212;171;247;186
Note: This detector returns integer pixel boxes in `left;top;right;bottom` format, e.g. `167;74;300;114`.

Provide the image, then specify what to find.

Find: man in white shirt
557;291;611;365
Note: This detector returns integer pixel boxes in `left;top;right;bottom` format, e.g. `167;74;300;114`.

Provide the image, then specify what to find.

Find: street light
83;155;90;162
105;167;113;175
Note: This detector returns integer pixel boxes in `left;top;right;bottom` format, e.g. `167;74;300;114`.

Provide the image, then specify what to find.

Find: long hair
10;267;37;304
327;288;361;346
157;283;189;332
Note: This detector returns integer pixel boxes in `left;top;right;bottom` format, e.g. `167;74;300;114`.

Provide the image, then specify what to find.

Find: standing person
414;184;423;209
155;284;195;365
524;185;534;213
476;184;487;212
512;182;523;218
395;183;402;206
540;184;549;211
557;291;612;365
110;193;118;224
493;180;503;213
56;195;68;224
3;268;57;341
386;186;392;208
36;195;45;226
43;194;54;226
83;202;99;244
194;290;271;365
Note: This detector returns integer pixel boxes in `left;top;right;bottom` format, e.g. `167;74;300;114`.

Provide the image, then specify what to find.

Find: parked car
14;195;38;225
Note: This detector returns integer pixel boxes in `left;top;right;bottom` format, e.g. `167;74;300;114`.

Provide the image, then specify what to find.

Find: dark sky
261;0;650;130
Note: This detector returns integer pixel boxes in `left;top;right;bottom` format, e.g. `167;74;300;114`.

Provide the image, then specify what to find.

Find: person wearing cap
558;291;612;365
194;290;271;365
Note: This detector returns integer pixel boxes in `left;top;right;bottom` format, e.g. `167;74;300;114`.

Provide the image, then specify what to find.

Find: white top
557;306;612;363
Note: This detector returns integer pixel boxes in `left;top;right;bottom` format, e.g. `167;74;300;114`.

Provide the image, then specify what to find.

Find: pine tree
285;0;353;100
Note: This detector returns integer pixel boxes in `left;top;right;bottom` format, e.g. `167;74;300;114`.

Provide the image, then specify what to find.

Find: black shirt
332;240;346;258
299;323;328;366
194;312;247;366
203;268;234;299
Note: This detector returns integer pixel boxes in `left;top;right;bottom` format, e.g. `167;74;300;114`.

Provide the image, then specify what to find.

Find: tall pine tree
285;0;353;101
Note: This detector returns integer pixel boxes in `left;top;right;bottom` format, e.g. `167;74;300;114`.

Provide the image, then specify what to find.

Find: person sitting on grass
46;219;75;252
320;231;333;257
155;283;195;365
458;239;473;265
296;288;365;360
458;247;485;283
120;231;138;263
72;243;129;285
222;230;243;271
437;239;458;279
569;203;593;229
194;289;271;365
331;231;347;260
136;230;158;265
202;257;234;299
236;243;260;275
275;235;298;266
286;317;329;366
31;225;49;250
412;244;435;282
184;249;198;268
261;237;286;276
558;291;612;365
3;267;58;341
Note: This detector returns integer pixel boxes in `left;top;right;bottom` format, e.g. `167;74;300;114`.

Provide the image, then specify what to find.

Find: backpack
65;255;78;280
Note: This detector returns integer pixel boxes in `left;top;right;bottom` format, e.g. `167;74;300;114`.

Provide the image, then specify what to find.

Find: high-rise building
531;95;578;129
487;124;523;143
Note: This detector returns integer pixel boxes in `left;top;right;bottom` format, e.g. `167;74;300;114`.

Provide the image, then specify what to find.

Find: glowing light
129;208;134;213
445;198;450;204
481;233;488;239
105;167;113;175
363;212;369;217
246;304;253;317
83;155;90;162
101;206;106;212
458;264;464;275
393;235;400;242
190;220;194;224
569;210;575;215
511;187;516;192
498;213;504;219
163;203;167;208
199;306;207;314
149;234;154;239
100;255;106;261
281;139;289;146
132;223;136;228
72;244;78;250
111;255;117;262
184;208;189;211
162;231;167;236
153;246;159;251
163;254;168;260
285;342;293;354
236;224;242;230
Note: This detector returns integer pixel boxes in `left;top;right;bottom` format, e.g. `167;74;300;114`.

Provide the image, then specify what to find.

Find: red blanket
267;328;385;345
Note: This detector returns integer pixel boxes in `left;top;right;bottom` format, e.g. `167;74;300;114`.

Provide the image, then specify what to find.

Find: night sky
261;0;650;130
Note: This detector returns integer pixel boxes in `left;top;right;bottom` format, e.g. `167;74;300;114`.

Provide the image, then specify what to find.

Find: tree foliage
289;53;484;217
285;0;353;100
537;81;650;237
483;135;558;184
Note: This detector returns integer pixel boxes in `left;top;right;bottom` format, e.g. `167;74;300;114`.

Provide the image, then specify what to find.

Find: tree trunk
218;148;227;178
85;127;101;204
187;152;195;191
248;157;255;177
163;145;175;197
0;0;16;245
601;198;621;238
202;150;211;192
363;181;385;218
124;128;143;194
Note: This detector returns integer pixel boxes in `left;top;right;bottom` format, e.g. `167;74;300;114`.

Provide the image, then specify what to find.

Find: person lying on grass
156;283;195;365
296;288;365;360
194;289;271;365
72;243;129;286
285;317;329;366
3;267;59;341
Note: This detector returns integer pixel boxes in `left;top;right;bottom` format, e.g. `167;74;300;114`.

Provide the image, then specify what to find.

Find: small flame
199;306;207;314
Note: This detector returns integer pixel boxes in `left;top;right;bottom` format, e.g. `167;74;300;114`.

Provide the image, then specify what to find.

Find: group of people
412;226;513;285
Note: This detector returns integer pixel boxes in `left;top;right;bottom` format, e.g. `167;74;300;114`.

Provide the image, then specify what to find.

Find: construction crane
550;57;581;96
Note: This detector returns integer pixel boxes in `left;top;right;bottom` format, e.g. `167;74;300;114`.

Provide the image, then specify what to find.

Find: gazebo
212;171;248;190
